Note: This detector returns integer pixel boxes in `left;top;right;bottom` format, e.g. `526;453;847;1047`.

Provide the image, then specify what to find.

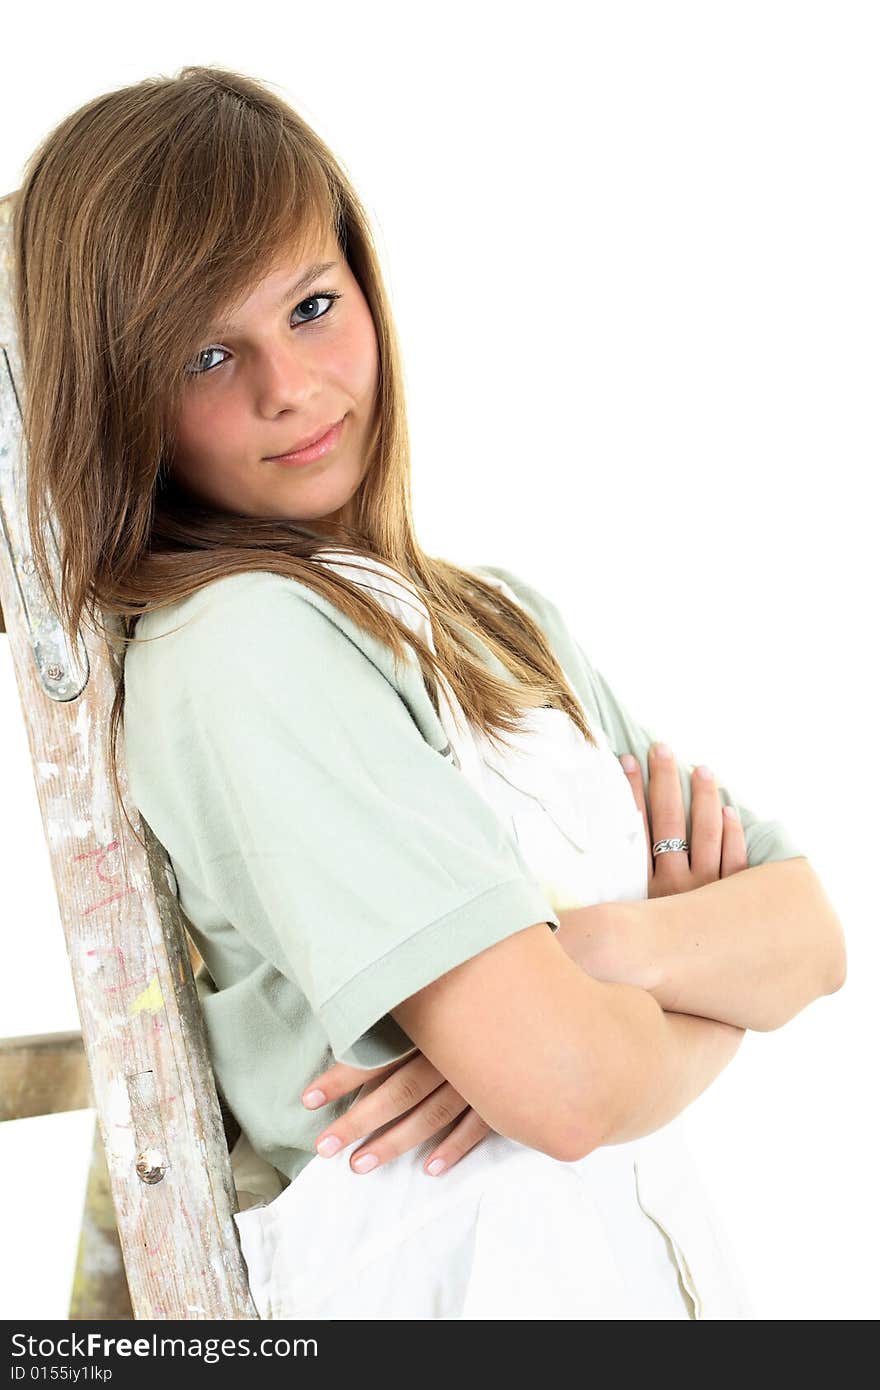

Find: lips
266;418;342;459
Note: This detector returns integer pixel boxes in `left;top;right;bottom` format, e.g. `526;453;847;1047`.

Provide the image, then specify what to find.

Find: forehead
207;228;344;334
266;223;342;278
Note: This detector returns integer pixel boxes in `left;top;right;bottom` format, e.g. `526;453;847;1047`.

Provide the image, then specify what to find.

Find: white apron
230;552;754;1320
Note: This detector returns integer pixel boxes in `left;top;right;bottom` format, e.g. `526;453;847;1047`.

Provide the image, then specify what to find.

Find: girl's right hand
618;742;749;897
301;1051;493;1181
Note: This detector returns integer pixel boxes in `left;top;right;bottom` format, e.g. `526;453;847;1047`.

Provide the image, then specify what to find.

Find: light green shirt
122;563;803;1184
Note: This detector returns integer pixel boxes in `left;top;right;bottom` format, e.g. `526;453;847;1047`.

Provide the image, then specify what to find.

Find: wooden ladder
0;188;259;1320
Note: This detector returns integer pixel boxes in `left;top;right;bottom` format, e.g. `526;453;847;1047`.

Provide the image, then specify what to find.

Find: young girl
13;65;845;1321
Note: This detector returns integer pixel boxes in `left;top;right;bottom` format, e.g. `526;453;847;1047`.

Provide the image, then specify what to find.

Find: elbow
820;909;847;996
544;1094;612;1164
546;1130;598;1164
799;860;848;996
546;1128;593;1165
825;941;847;996
759;934;848;1034
491;1096;598;1163
551;1131;605;1164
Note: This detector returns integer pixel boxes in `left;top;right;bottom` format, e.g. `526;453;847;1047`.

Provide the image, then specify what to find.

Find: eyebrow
206;260;339;335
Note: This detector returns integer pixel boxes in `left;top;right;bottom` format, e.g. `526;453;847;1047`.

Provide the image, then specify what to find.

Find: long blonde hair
12;64;596;852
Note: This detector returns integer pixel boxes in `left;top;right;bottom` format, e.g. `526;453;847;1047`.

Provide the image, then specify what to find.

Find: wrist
556;898;664;993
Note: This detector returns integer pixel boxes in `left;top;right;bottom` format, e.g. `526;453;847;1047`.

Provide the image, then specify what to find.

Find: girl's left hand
619;742;750;897
300;1049;494;1178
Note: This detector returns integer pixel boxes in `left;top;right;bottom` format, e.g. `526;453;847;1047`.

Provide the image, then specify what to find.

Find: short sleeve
123;573;560;1070
473;565;806;869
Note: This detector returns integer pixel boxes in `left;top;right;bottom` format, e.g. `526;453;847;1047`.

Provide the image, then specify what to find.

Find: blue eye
185;289;343;378
291;291;341;326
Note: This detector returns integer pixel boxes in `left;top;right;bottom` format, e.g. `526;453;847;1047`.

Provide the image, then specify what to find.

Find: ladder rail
0;189;258;1320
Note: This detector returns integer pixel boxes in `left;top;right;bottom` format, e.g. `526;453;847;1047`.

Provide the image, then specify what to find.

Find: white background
1;0;877;1321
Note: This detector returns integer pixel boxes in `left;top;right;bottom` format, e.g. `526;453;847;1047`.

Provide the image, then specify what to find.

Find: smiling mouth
266;417;345;459
265;416;347;466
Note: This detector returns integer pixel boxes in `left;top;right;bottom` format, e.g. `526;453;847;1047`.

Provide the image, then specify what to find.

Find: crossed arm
555;855;847;1033
300;750;847;1173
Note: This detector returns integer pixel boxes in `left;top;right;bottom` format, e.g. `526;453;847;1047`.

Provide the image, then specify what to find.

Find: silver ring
652;836;689;856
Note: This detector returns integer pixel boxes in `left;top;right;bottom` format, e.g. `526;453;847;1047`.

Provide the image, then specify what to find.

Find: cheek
338;307;379;397
174;405;201;457
175;393;238;461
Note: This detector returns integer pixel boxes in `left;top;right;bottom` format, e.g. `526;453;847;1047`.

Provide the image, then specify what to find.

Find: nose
253;340;322;416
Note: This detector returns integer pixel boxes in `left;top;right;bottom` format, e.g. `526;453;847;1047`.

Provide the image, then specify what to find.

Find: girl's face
171;229;379;537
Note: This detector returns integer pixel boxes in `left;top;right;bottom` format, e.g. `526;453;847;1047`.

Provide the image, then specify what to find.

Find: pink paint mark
90;943;150;995
145;1223;171;1258
73;838;123;883
83;889;139;914
74;839;140;916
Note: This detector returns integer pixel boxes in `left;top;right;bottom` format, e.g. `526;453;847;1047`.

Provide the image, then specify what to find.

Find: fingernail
316;1134;342;1157
426;1158;446;1176
695;765;713;780
302;1088;327;1108
352;1153;378;1173
723;804;739;820
653;742;672;760
620;754;638;773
